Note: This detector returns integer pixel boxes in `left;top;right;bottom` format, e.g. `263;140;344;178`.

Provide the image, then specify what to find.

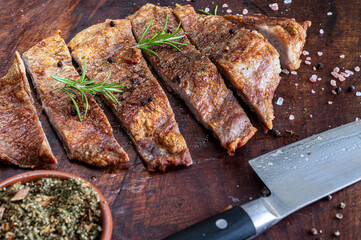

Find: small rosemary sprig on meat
199;5;218;15
51;59;126;122
134;14;188;58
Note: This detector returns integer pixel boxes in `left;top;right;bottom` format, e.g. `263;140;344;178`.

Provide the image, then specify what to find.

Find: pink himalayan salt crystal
305;60;311;65
355;66;360;72
309;76;317;82
306;57;311;61
243;9;248;15
269;3;279;11
318;51;323;56
222;3;229;8
330;80;337;87
302;50;310;56
333;67;340;73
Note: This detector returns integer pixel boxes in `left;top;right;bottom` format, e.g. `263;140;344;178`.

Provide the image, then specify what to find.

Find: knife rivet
215;219;228;229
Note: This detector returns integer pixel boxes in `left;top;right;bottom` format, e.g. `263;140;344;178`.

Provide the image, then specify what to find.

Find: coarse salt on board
269;3;279;11
276;97;284;105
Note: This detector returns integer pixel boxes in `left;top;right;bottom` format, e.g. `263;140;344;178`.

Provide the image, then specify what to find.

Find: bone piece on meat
23;31;129;167
173;5;281;130
128;4;257;154
225;14;311;71
68;20;192;171
0;52;56;168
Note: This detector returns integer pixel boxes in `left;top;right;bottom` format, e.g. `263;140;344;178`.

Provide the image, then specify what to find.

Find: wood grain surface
1;0;361;239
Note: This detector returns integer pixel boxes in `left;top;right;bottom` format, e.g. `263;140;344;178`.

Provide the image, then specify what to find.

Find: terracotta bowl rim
0;170;112;240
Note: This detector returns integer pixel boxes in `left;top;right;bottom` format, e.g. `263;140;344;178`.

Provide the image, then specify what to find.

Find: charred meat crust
225;14;311;71
67;20;192;171
173;5;282;130
128;4;257;154
23;31;129;167
0;52;57;168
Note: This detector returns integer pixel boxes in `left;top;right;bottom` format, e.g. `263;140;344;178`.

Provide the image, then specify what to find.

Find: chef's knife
165;120;361;240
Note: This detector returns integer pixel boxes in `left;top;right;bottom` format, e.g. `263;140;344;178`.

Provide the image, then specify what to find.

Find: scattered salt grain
305;60;311;65
339;75;345;81
317;77;322;81
332;90;337;95
319;29;324;34
226;9;232;13
313;66;317;71
317;51;323;56
327;12;333;16
291;71;297;75
276;97;284;105
242;9;248;15
356;91;361;96
328;101;333;105
355;66;360;72
309;75;317;82
311;89;316;94
284;0;292;4
331;72;339;79
282;69;290;74
333;67;340;73
340;54;345;58
302;50;309;56
269;3;279;11
222;3;228;8
310;114;313;118
306;57;311;61
204;7;210;13
345;70;354;75
330;80;337;87
289;115;294;120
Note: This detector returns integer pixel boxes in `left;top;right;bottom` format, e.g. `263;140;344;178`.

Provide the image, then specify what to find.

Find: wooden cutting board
1;0;360;239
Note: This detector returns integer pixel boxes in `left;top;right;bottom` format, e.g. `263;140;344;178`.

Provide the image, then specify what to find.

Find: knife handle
164;198;280;240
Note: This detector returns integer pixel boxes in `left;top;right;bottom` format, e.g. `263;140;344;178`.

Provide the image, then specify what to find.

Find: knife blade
165;120;361;240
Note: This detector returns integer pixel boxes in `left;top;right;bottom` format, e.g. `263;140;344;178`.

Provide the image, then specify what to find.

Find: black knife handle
164;206;256;240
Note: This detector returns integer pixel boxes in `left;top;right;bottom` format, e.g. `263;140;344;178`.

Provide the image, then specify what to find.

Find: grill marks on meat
173;5;281;130
225;15;311;71
128;4;257;154
22;31;129;167
0;52;56;168
67;19;192;171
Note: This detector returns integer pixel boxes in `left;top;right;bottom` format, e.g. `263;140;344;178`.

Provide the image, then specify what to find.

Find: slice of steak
23;31;129;167
67;19;192;171
128;4;257;154
0;52;56;168
173;5;281;130
225;15;311;71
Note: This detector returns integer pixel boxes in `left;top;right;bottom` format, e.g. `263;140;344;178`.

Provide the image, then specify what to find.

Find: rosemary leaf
199;5;219;15
135;14;188;58
51;59;127;122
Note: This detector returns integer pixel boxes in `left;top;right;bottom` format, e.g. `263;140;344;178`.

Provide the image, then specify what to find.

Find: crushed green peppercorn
0;178;102;240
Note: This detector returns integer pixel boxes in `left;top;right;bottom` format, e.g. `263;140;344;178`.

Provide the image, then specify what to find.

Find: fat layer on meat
0;52;56;168
225;15;311;71
23;31;129;167
67;20;192;171
128;4;257;154
173;5;282;130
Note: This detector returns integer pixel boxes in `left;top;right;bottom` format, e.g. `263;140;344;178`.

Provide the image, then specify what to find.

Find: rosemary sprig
51;59;127;122
134;14;188;58
199;5;218;15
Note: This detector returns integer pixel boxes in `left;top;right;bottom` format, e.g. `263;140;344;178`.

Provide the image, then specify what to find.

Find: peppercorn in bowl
0;170;112;240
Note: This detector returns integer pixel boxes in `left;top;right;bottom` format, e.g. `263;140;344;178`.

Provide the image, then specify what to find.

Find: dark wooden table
1;0;361;239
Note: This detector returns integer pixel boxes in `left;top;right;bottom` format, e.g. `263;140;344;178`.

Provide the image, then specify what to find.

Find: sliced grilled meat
0;52;56;168
173;5;281;130
128;4;257;154
23;31;129;167
68;19;192;171
225;15;311;71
